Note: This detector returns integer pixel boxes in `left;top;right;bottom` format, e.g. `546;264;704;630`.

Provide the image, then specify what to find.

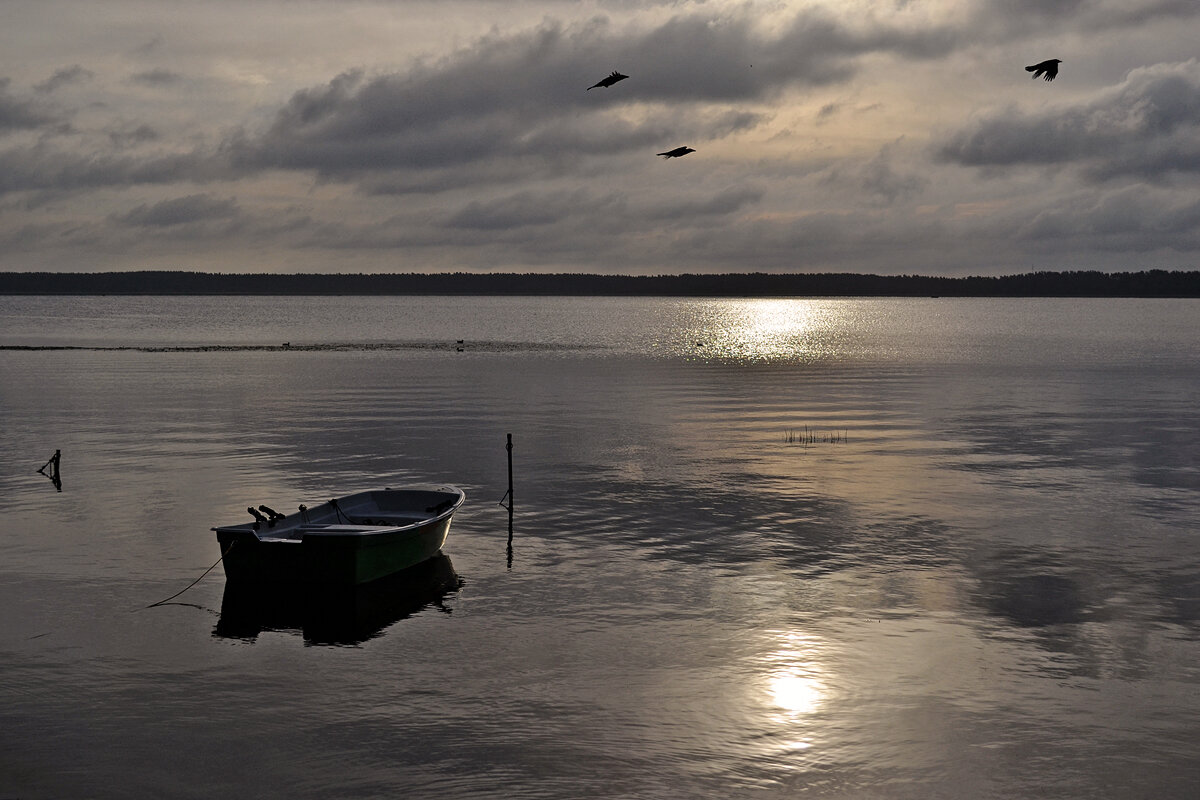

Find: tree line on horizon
1;270;1198;297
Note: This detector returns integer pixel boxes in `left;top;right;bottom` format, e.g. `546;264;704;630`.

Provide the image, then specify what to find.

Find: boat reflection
214;553;462;646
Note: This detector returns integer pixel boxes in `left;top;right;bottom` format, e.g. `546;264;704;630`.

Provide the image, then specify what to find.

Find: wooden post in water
37;449;62;492
500;434;514;562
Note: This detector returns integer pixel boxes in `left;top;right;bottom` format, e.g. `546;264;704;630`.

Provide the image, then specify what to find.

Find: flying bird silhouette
587;71;628;90
1025;59;1061;81
657;146;695;159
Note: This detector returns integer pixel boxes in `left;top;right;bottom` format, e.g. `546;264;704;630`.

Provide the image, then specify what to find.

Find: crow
587;71;628;90
657;146;696;159
1025;59;1061;81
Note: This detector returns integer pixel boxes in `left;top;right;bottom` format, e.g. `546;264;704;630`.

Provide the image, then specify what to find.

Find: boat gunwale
211;486;465;541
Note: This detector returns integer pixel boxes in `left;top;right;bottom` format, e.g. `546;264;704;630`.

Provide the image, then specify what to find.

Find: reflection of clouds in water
970;547;1102;640
964;545;1182;680
1156;571;1200;629
936;367;1200;502
977;571;1090;628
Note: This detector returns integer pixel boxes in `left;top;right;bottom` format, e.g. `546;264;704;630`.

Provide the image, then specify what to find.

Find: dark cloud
358;162;557;197
225;9;953;187
34;65;94;94
0;220;95;253
858;144;927;204
607;11;956;100
114;193;239;227
442;183;763;233
818;140;927;205
108;123;161;149
642;186;765;220
0;78;58;131
816;102;842;120
1016;185;1200;251
4;2;1200;274
937;60;1200;181
0;144;215;195
444;190;576;230
968;0;1199;36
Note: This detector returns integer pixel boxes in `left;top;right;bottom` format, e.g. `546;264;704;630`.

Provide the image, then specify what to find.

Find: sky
2;0;1200;276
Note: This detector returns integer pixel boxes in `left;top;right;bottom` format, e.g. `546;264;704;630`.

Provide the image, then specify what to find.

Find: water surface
1;296;1197;798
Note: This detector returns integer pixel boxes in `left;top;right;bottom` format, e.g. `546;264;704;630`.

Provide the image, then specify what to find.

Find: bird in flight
657;146;696;159
587;71;628;90
1025;59;1062;81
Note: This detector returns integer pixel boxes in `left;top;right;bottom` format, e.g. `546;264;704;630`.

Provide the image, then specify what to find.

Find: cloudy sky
3;0;1200;275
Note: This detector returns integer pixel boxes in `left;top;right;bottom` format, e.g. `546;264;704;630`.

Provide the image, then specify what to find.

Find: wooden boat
212;486;465;586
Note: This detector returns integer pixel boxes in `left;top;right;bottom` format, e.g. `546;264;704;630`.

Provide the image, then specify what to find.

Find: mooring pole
506;434;513;514
500;434;514;562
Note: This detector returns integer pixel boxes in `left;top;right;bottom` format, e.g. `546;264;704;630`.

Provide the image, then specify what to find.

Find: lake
1;295;1198;798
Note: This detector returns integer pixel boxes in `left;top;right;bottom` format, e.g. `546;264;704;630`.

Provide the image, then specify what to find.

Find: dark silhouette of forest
1;270;1198;297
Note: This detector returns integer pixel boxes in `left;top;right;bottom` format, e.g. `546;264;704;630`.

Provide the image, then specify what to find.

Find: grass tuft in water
784;426;847;445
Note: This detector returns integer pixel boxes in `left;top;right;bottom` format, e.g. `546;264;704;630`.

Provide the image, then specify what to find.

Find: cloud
0;144;215;195
1016;184;1200;251
224;9;955;189
443;183;763;233
34;65;94;94
127;68;186;88
0;7;946;203
816;102;842;121
107;123;161;149
130;35;165;57
643;185;765;220
937;60;1200;181
815;137;928;206
855;141;928;204
114;193;239;227
444;190;576;230
0;78;58;131
3;1;1200;274
967;0;1200;36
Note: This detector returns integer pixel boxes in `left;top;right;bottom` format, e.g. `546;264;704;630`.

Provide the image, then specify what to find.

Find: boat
212;486;465;586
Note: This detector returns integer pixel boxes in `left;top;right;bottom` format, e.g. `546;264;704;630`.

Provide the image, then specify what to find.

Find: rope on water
140;541;236;610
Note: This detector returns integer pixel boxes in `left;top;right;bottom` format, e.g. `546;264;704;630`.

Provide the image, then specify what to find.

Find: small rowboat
213;486;465;585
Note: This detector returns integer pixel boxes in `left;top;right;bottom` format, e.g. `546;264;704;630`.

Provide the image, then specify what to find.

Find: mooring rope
140;541;236;610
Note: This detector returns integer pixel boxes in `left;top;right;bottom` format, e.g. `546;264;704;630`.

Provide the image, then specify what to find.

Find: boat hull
213;487;464;586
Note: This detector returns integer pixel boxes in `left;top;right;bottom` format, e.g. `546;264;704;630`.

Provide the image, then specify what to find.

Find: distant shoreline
1;270;1199;297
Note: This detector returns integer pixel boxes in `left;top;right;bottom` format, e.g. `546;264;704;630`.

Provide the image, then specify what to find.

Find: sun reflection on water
756;629;831;757
679;299;854;363
764;630;828;718
769;670;824;717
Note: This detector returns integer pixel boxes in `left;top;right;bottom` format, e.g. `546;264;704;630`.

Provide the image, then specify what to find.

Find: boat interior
218;488;463;540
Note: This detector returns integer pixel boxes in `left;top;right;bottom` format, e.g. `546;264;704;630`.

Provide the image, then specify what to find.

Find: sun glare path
688;299;846;363
762;630;830;720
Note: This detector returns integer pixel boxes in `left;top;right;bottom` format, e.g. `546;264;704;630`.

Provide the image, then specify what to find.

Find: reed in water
784;426;847;444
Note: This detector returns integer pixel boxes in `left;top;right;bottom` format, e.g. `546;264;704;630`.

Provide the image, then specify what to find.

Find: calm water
1;296;1198;799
